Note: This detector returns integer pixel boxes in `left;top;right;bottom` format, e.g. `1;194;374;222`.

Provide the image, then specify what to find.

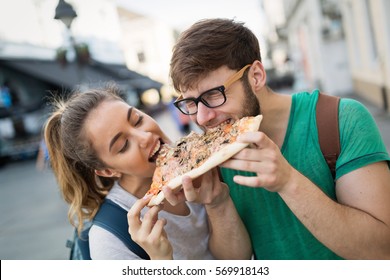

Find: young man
164;18;390;259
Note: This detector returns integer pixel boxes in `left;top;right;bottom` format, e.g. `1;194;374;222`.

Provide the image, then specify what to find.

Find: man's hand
221;131;296;194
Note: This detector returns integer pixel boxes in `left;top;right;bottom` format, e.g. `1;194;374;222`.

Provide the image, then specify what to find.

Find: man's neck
258;89;292;149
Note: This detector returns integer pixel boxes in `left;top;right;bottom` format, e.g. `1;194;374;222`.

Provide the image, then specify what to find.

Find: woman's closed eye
119;139;129;153
134;115;143;126
117;112;144;153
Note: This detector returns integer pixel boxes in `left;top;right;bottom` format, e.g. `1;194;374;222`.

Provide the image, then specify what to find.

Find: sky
116;0;268;40
0;0;270;59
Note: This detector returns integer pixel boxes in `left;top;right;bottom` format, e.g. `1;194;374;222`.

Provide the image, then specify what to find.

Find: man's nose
196;102;216;127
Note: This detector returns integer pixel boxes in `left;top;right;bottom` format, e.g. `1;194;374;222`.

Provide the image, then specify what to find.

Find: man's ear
95;168;121;178
250;60;267;89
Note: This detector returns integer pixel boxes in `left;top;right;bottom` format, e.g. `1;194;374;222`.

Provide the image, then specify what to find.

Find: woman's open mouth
149;139;163;162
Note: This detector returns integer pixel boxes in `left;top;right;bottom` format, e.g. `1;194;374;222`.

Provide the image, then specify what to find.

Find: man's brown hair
170;18;262;93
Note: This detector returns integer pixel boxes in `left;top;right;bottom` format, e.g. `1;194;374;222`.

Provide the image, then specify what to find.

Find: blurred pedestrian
168;96;191;134
0;83;12;108
36;138;50;171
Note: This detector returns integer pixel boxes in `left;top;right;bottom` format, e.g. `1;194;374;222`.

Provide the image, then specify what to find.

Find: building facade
341;0;390;112
278;0;353;96
269;0;389;112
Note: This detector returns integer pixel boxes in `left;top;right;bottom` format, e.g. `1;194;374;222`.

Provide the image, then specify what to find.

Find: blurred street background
0;0;389;259
0;108;184;260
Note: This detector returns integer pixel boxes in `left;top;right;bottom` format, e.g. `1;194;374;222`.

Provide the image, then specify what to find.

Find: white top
89;183;215;260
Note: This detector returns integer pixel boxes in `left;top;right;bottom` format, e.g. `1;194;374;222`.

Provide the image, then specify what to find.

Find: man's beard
241;75;261;117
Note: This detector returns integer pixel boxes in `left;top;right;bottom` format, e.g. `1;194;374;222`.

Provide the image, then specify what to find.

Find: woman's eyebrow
109;132;122;152
109;107;133;152
127;106;133;121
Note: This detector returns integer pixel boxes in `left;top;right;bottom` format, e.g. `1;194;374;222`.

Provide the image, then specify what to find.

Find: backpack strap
93;199;150;260
316;92;341;180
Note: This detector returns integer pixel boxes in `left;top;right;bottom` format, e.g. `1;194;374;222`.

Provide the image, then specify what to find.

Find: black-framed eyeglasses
173;64;252;115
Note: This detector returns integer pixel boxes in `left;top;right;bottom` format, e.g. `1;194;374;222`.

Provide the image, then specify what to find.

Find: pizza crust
148;115;263;206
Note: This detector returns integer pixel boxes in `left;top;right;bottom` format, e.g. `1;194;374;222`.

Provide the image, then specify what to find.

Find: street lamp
54;0;89;86
54;0;78;64
54;0;77;29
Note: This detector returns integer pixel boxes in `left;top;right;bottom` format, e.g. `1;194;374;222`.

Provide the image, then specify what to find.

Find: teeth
150;141;161;158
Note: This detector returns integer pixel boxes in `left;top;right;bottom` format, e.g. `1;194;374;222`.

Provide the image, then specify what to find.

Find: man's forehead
180;68;230;97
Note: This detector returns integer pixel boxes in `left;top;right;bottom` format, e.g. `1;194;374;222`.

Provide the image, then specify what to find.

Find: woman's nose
134;129;153;148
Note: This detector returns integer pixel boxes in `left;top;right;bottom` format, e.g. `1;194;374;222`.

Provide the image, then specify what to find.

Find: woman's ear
95;168;121;178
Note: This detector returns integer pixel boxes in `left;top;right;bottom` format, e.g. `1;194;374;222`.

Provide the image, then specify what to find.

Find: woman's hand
127;196;173;260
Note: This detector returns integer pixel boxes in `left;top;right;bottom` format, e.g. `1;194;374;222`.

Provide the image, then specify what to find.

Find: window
137;51;145;63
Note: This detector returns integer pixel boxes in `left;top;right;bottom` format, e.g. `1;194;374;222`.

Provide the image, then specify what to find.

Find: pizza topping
147;115;262;205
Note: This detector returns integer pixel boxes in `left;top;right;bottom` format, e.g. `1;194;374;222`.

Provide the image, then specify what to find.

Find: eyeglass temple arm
223;64;251;88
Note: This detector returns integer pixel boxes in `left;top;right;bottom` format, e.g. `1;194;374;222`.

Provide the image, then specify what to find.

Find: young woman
44;85;215;260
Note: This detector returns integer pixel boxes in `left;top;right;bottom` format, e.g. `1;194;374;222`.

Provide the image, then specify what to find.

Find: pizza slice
147;115;263;206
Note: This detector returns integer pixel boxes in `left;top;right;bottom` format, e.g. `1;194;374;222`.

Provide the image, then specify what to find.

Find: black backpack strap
316;92;341;180
93;199;150;260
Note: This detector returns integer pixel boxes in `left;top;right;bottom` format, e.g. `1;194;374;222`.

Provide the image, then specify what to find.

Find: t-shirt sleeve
89;225;142;260
336;98;390;179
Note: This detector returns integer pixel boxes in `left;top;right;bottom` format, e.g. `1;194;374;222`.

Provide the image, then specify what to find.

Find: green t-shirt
220;90;390;260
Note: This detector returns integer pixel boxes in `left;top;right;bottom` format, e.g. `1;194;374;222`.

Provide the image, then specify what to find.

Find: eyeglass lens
178;88;226;114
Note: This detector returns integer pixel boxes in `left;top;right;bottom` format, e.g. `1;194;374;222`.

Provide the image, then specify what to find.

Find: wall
341;0;390;111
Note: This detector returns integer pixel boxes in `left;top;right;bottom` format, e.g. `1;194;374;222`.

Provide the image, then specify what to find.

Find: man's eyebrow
109;107;133;152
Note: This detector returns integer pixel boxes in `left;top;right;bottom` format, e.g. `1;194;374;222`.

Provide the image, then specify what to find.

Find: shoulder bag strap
93;199;150;259
316;92;341;180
